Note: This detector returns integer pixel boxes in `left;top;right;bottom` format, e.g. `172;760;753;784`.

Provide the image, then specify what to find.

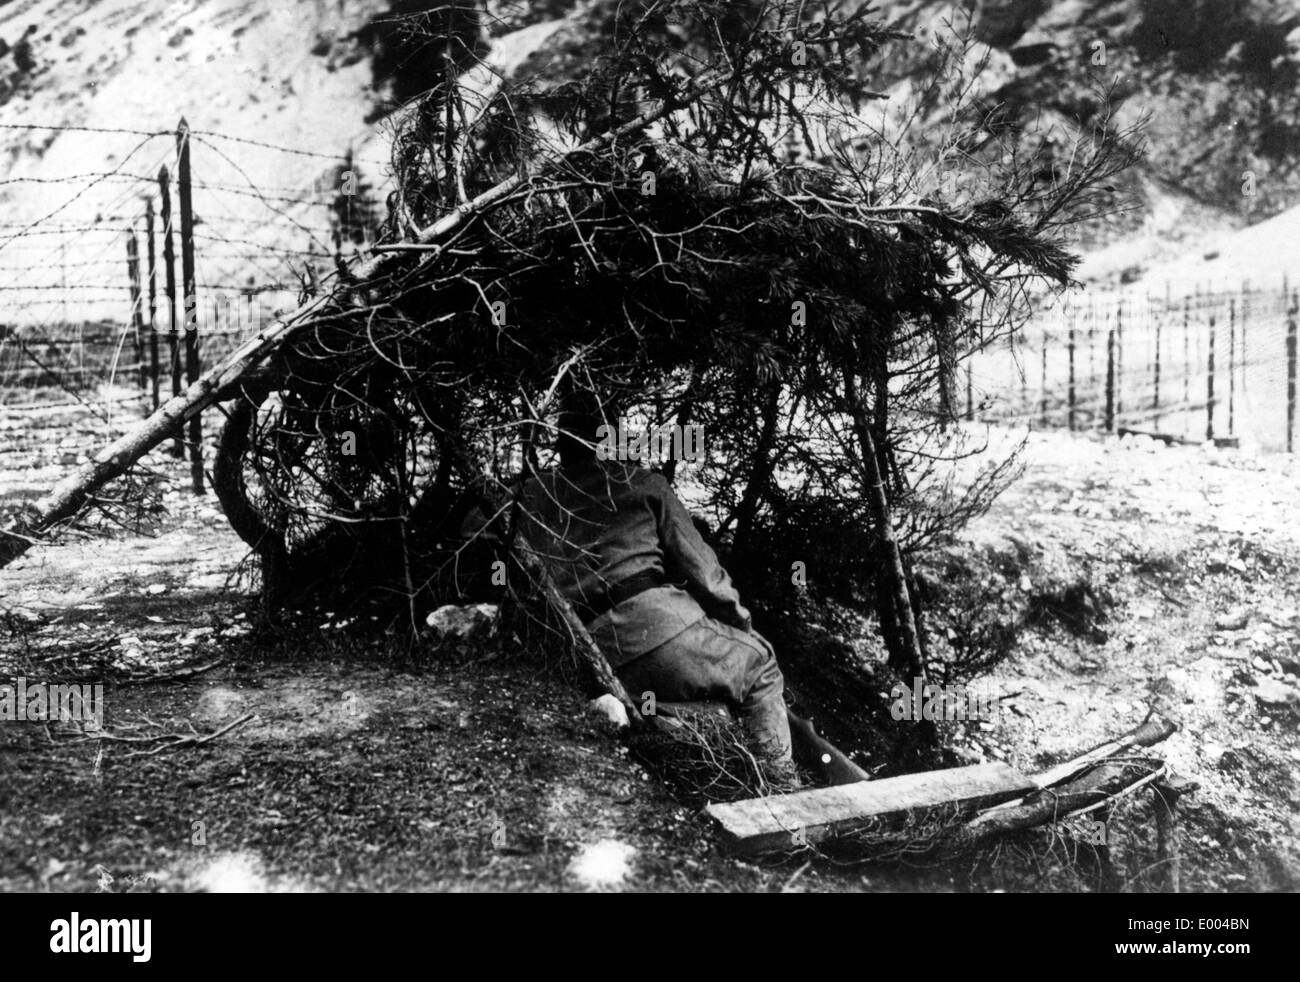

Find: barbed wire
188;127;389;169
0;134;170;254
0;123;172;136
0;172;162;187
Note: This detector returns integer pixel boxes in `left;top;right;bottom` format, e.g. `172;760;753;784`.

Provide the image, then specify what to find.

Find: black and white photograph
0;0;1295;932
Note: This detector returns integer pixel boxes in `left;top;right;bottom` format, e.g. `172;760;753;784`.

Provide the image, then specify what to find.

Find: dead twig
119;657;226;686
121;713;255;758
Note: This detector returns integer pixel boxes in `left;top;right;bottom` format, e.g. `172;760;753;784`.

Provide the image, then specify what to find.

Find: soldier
515;398;797;785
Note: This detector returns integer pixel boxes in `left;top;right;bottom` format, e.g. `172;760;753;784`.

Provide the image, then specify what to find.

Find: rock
588;694;630;729
424;603;498;641
1252;677;1300;708
952;745;985;766
1215;609;1249;631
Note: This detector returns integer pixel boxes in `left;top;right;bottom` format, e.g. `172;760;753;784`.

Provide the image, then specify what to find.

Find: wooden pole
1087;295;1096;389
1240;280;1248;400
1206;311;1216;442
1152;296;1161;425
1039;331;1048;427
1227;297;1236;436
125;228;146;393
1287;291;1297;454
1115;297;1124;423
1019;327;1028;414
144;197;160;411
177;119;204;494
1182;296;1191;439
159;165;183;459
1067;312;1076;431
1105;318;1116;433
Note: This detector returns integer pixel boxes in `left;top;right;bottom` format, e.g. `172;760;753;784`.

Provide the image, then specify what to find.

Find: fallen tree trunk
0;64;736;570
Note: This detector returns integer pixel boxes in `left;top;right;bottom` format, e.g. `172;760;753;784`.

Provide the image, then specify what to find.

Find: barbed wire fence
4;117;1297;533
0;119;388;493
968;279;1299;454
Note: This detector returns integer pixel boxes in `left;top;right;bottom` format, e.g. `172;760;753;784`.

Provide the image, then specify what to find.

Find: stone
424;603;498;641
588;694;630;729
1252;677;1300;709
1215;609;1249;631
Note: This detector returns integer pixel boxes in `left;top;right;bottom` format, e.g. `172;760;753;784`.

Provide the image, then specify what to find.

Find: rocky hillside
874;0;1300;287
0;0;569;325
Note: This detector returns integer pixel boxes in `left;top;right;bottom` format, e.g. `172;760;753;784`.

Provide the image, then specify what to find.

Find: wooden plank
705;762;1035;855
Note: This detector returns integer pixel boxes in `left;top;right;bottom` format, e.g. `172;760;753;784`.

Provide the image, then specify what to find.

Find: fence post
1019;329;1028;415
1287;290;1297;454
1088;296;1096;391
1182;295;1191;437
177;118;204;495
125;228;146;393
1105;314;1116;433
1039;331;1048;427
1227;297;1236;436
1153;294;1162;425
1067;310;1076;431
1115;297;1124;423
1206;311;1216;442
144;196;160;411
158;165;183;458
1240;280;1248;401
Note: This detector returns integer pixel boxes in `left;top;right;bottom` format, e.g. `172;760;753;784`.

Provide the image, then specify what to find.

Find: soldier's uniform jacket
518;460;750;667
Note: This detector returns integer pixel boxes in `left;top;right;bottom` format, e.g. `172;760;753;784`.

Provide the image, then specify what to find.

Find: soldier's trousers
615;617;794;763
